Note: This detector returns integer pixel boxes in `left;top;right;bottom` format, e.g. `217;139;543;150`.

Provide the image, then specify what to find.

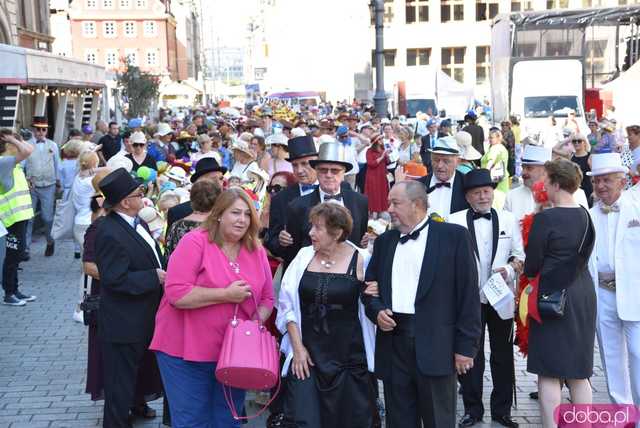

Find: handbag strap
232;290;261;324
222;374;281;421
577;207;590;255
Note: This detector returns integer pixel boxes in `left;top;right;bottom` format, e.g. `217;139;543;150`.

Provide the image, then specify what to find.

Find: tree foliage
116;59;160;119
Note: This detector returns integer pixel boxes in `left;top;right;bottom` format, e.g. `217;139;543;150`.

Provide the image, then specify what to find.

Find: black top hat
190;157;227;183
287;135;318;162
99;168;143;209
463;168;497;192
32;116;49;128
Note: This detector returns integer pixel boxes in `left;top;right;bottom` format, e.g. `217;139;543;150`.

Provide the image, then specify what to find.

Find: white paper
482;272;512;306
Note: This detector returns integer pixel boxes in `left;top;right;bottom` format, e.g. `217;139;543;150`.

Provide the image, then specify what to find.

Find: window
510;0;533;11
384;0;394;23
143;21;157;37
103;21;116;37
82;21;96;37
476;0;498;21
441;47;466;82
372;49;397;67
407;48;431;66
405;0;429;23
582;0;603;6
85;49;97;64
125;49;138;66
546;0;569;8
146;49;159;67
586;40;607;81
102;0;114;8
441;0;464;22
136;0;147;7
86;0;97;8
105;49;118;68
124;21;136;37
476;46;490;85
119;0;131;7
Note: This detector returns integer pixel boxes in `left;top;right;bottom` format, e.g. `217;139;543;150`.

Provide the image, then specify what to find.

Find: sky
200;0;252;48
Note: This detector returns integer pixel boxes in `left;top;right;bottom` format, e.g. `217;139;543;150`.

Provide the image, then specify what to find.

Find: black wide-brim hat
191;157;227;183
99;168;143;209
463;168;497;192
287;135;318;162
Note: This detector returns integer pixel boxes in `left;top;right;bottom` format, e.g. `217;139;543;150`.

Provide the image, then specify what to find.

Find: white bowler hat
130;131;147;145
428;136;460;156
521;145;552;165
587;153;628;176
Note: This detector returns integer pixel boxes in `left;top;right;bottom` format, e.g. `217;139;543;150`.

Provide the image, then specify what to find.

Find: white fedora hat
428;136;460;156
587;153;628;176
154;122;173;137
521;145;552;165
266;133;289;148
130;131;147;145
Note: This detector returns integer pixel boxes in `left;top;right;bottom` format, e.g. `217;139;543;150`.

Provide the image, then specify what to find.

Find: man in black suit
462;111;485;157
265;135;318;267
284;140;368;258
363;180;481;428
418;136;470;219
96;168;165;428
419;118;445;170
165;157;226;231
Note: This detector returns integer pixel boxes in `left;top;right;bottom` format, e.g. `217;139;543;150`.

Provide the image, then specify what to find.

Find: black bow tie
324;193;342;201
427;181;451;193
399;220;429;244
472;211;492;221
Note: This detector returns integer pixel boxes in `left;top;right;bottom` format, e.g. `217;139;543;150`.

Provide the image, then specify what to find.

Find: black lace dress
286;251;377;428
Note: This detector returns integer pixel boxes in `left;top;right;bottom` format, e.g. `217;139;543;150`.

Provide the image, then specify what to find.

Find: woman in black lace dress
278;203;378;428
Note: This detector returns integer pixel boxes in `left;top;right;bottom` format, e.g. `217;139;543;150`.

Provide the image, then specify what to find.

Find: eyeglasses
267;184;284;194
126;192;144;199
316;167;344;175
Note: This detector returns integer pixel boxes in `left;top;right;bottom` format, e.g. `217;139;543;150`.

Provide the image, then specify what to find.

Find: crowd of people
0;99;639;428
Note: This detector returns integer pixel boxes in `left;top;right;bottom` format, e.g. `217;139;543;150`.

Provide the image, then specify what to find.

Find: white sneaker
72;310;84;324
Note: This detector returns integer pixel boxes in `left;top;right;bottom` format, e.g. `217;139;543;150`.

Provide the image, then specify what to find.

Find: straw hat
232;139;256;159
165;166;187;184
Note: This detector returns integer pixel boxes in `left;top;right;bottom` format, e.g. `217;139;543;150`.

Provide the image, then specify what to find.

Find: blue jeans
155;351;245;428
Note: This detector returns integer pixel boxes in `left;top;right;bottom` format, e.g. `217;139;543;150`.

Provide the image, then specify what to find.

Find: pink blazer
150;228;274;362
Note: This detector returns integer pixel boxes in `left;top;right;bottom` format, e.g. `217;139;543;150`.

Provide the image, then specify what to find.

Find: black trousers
356;163;367;193
2;220;27;296
383;324;457;428
101;341;147;428
459;304;515;419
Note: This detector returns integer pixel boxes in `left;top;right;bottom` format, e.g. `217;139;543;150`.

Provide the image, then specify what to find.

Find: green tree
116;59;160;119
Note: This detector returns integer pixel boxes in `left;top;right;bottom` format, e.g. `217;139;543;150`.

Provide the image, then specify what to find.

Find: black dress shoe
529;390;539;400
130;404;156;419
44;242;54;257
492;415;519;428
458;413;482;427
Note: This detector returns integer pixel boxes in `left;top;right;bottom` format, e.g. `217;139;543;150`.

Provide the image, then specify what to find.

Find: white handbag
51;198;75;240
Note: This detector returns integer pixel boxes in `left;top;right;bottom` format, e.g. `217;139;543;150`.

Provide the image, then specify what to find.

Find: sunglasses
132;143;146;147
316;167;344;175
267;184;284;194
571;139;583;144
126;192;144;199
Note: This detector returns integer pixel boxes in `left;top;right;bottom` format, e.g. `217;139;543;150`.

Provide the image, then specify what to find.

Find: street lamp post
372;0;388;117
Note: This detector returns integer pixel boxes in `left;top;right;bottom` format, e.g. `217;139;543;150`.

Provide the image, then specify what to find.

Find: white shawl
275;243;376;377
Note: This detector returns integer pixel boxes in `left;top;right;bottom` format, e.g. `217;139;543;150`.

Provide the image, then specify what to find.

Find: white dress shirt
595;200;619;274
427;174;456;219
319;188;344;207
116;211;161;267
473;214;494;303
391;215;429;314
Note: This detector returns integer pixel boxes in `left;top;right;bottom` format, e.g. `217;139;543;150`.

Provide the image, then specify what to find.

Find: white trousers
597;287;640;405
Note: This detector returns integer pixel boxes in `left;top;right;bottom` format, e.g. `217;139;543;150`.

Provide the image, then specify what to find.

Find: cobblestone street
0;238;611;427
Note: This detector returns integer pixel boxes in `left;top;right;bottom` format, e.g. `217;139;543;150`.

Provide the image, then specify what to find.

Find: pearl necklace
319;259;336;269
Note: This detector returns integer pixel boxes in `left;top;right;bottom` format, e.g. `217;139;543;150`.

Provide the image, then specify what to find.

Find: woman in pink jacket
150;188;274;428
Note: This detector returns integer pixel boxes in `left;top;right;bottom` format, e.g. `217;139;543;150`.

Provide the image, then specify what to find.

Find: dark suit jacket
419;132;448;169
462;124;485;156
418;171;470;216
166;201;192;233
95;212;165;344
285;188;368;261
265;185;303;265
363;220;481;379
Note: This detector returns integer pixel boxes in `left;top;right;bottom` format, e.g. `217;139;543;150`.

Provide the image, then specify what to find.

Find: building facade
68;0;179;80
0;0;53;50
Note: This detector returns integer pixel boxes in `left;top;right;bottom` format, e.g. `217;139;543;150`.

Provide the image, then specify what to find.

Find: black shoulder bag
80;275;100;327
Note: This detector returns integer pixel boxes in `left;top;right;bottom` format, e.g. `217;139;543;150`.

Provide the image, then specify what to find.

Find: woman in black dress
280;203;377;428
570;134;593;206
524;159;596;428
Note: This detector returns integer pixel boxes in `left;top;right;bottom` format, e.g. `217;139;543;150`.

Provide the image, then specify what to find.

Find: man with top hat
417;137;470;220
23;116;60;257
588;152;640;407
463;111;486;157
362;179;481;428
449;169;524;428
266;135;320;268
504;145;551;229
285;140;368;259
166;157;226;232
95;168;165;428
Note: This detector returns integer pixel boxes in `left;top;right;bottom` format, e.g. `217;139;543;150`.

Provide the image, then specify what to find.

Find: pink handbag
215;294;280;420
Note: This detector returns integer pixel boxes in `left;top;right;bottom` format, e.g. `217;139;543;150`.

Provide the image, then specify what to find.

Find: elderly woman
190;133;222;165
125;131;157;172
150;188;274;428
277;203;376;428
524;159;595;428
481;129;510;209
229;139;258;182
164;180;221;257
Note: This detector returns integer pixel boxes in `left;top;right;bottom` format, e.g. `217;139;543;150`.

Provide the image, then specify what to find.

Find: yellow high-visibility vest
0;164;34;228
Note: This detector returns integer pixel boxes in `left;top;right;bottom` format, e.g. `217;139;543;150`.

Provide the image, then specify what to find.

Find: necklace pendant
229;261;240;274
